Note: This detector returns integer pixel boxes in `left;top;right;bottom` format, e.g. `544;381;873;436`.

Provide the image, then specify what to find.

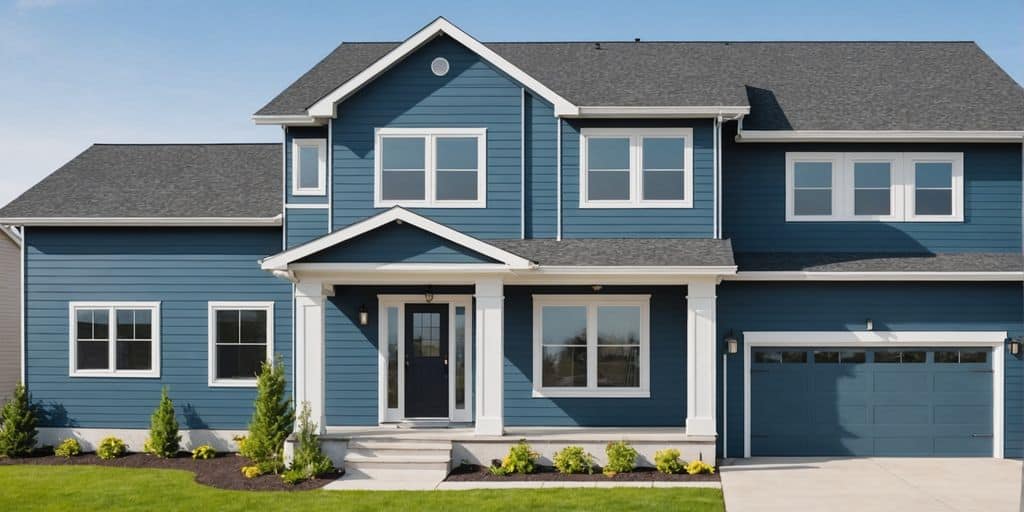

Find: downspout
556;118;562;241
713;116;721;239
19;225;25;386
520;88;526;239
327;118;334;233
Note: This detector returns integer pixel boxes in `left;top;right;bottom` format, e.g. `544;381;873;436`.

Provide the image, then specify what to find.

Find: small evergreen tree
241;357;293;473
144;387;181;458
282;401;333;484
0;383;38;457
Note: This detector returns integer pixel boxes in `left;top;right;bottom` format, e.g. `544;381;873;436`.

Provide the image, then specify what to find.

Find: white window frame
291;138;327;196
579;127;694;209
373;127;487;208
785;152;963;222
207;301;275;388
68;301;161;378
532;294;651;398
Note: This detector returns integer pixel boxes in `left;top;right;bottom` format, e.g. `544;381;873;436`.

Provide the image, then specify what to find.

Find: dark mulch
445;463;719;482
0;450;343;491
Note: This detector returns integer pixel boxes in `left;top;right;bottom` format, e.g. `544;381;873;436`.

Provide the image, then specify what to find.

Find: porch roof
491;238;734;267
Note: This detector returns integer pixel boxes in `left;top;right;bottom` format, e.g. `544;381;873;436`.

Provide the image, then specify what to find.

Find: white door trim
742;330;1007;459
377;294;474;424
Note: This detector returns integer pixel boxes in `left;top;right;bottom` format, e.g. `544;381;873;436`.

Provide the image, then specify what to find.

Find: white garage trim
741;331;1007;459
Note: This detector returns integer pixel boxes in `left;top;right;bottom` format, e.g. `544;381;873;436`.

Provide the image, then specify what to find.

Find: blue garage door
751;347;993;456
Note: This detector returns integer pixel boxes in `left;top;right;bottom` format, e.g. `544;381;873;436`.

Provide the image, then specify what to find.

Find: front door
404;304;449;418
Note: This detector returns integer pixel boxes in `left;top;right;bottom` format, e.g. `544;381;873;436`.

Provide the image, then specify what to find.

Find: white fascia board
736;130;1024;143
0;225;22;247
0;216;283;227
744;330;1008;345
727;271;1024;282
260;206;536;271
251;115;326;126
306;17;578;119
571;106;750;119
534;265;738;276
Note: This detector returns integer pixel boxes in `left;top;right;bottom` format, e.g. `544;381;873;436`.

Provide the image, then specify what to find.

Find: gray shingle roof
0;144;281;219
735;252;1023;273
491;238;735;267
256;39;1023;131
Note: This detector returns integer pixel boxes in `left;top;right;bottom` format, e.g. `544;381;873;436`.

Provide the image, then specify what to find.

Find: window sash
375;128;486;208
580;128;693;208
208;302;274;387
69;303;160;378
291;139;327;196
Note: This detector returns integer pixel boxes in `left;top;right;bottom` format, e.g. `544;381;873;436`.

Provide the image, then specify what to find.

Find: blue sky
1;0;1021;206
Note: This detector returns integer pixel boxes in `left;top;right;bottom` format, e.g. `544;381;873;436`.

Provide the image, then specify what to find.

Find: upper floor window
70;302;160;378
786;152;963;222
374;128;487;208
292;139;327;196
208;302;274;387
579;128;693;208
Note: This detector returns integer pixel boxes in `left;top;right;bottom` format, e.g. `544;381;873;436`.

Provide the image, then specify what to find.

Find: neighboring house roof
734;252;1024;273
491;238;735;267
0;226;20;247
256;33;1023;131
0;144;282;224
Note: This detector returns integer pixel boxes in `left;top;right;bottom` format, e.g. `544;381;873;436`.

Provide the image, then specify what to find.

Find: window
580;128;693;208
291;139;326;196
374;128;486;208
69;302;160;377
934;350;988;363
208;302;274;387
754;351;808;363
813;350;866;364
786;152;962;222
873;350;926;363
533;295;650;397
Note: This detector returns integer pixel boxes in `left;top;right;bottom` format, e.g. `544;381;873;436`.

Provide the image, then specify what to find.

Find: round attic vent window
430;57;450;76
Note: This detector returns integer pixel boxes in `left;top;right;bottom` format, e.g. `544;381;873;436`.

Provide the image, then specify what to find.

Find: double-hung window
786;152;962;221
532;295;650;398
374;128;487;208
580;128;693;208
292;139;327;196
69;302;160;377
208;302;274;387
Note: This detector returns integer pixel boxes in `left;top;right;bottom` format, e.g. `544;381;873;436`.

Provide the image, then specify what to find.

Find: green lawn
0;465;724;512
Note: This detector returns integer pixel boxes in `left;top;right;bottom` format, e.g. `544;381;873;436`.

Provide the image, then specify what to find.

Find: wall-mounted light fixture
724;330;738;355
591;284;603;292
358;304;369;326
424;286;434;304
1010;338;1022;357
865;318;874;331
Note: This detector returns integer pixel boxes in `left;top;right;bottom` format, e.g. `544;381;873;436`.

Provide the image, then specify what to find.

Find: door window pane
754;351;783;364
874;350;926;363
814;351;839;363
781;351;808;363
454;306;467;409
412;312;441;357
959;350;987;363
642;138;685;201
381;137;425;200
386;307;399;410
793;162;832;215
541;305;587;387
298;145;321;189
839;351;866;363
587;138;630;201
914;162;953;215
853;162;891;215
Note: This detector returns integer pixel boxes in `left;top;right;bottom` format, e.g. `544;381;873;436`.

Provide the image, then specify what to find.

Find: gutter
0;215;284;227
735;129;1024;143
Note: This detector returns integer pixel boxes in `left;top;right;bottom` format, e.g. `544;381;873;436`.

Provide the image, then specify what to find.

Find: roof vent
430;57;450;77
594;42;601;50
634;38;640;43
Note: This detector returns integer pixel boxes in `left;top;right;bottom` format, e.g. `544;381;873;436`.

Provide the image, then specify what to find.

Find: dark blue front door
751;347;993;456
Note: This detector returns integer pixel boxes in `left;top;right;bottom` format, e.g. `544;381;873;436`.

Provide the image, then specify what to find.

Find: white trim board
0;216;283;227
737;130;1024;143
727;271;1024;282
741;330;1007;459
570;106;749;118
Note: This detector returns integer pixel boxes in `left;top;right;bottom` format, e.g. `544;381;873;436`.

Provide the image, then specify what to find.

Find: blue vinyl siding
524;93;557;238
24;228;292;429
560;119;715;238
503;286;686;426
717;282;1024;459
332;36;522;238
302;222;498;264
285;126;329;206
723;125;1023;252
285;207;329;248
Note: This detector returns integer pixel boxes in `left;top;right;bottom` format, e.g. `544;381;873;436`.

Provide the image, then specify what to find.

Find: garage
749;346;996;457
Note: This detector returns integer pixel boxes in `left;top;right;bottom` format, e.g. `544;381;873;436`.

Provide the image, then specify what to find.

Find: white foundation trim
37;427;247;453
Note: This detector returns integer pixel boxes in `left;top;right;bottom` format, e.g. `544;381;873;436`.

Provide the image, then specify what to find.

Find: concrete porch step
341;436;454;484
348;439;452;451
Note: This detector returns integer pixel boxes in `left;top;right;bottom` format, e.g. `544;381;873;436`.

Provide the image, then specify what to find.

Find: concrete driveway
719;457;1023;512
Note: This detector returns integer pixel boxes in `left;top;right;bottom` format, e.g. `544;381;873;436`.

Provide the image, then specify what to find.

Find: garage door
750;347;993;456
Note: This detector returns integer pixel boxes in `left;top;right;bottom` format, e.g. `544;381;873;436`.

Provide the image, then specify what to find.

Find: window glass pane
381;137;425;170
587;138;629;170
840;351;866;363
454;306;466;409
793;162;832;187
855;190;890;215
875;351;925;363
959;350;987;363
754;351;782;363
597;306;641;345
782;351;807;363
116;339;151;370
94;310;108;339
239;310;267;344
436;170;477;200
436;137;477;170
588;170;630;200
902;351;926;363
643;171;684;200
597;346;639;387
541;306;587;346
934;351;959;363
77;340;108;370
814;351;839;363
542;346;587;387
854;162;891;188
915;189;952;215
642;138;684;170
386;307;399;409
116;309;134;340
298;145;320;189
216;345;266;380
874;351;900;363
134;310;152;340
794;190;832;215
915;162;953;188
381;170;425;200
76;309;108;340
216;310;239;344
412;312;441;358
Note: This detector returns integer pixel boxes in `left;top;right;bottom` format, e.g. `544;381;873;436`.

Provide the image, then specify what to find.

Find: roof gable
300;221;501;265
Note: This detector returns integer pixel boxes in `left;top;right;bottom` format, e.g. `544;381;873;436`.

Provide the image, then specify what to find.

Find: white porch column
686;277;718;436
474;278;504;436
294;280;327;434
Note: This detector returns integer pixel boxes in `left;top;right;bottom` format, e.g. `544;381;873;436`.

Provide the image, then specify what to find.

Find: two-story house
1;18;1021;479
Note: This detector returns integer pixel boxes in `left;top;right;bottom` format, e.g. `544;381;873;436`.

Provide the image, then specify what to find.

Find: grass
0;465;724;512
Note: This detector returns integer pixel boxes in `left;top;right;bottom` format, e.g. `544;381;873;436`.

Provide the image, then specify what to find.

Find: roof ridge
338;40;978;45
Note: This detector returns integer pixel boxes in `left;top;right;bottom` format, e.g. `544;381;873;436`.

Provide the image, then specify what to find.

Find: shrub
233;435;248;453
240;358;293;476
0;383;38;457
489;439;538;476
144;387;181;458
603;440;637;476
191;445;216;460
685;459;715;475
282;402;333;485
97;437;126;460
241;465;261;479
654;448;684;475
553;445;595;475
54;438;81;458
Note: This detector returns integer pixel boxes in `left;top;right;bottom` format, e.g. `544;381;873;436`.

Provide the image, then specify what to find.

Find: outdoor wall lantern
1010;338;1022;357
724;330;739;355
865;318;874;331
358;304;369;326
424;286;434;304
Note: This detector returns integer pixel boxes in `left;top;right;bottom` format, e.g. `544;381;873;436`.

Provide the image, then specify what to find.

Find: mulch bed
0;450;343;491
445;463;719;482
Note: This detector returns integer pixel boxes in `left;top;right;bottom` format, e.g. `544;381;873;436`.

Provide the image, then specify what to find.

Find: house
0;225;21;400
0;18;1021;478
